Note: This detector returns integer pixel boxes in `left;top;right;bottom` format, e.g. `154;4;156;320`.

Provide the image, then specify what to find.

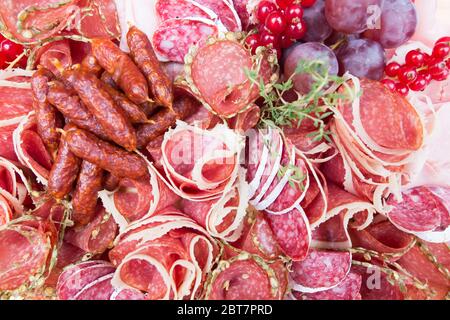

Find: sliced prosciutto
109;209;218;299
161;122;243;201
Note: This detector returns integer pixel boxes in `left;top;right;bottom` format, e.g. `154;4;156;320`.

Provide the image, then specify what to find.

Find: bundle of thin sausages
30;27;196;226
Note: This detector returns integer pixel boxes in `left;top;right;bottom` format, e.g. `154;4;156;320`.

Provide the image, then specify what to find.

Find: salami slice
195;0;241;31
290;249;352;293
0;220;53;291
294;272;362;300
64;206;118;254
204;253;285;300
0;194;13;225
152;18;219;63
78;0;121;38
386;186;450;242
156;0;213;21
31;39;73;76
231;0;250;29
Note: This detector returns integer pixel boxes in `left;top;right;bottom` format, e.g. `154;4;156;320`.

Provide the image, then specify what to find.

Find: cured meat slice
231;0;250;29
294;272;362;300
194;0;242;31
152;18;219;63
13;113;53;185
350;220;415;261
78;0;121;38
110;211;217;300
0;220;53;291
204;253;285;300
290;250;352;293
264;207;311;261
31;39;73;75
187;39;274;117
64;206;118;254
0;70;34;162
0;156;31;216
156;0;213;21
161;122;243;200
226;103;260;132
386;186;450;243
100;155;180;230
0;194;12;225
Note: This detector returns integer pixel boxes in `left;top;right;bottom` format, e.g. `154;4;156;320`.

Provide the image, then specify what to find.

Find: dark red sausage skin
136;95;198;148
127;26;174;109
91;38;149;105
47;82;110;141
31;67;60;155
80;53;103;76
48;125;81;200
72;161;104;225
104;172;120;192
65;129;148;179
61;68;137;151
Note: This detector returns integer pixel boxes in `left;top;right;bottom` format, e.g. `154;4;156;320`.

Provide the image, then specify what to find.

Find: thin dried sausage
72;161;104;226
91;39;149;105
48;125;81;200
136;95;198;148
104;172;120;192
65;129;148;179
61;68;137;151
31;67;60;155
127;26;174;110
80;53;103;76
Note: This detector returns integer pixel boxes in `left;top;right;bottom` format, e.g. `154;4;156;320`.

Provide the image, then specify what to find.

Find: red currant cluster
0;34;26;69
381;37;450;96
245;0;316;58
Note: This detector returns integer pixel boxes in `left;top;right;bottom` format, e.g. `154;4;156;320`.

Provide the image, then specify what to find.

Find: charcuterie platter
0;0;449;300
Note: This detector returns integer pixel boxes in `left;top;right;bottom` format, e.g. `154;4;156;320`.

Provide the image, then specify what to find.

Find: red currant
0;54;7;69
265;10;287;35
301;0;317;8
428;60;448;78
0;37;25;69
257;1;277;23
405;50;426;67
408;75;428;91
395;82;409;96
432;42;450;60
285;21;307;40
381;79;396;91
431;67;449;81
276;0;294;9
385;62;401;77
260;31;280;49
284;4;304;24
245;34;261;54
418;70;432;84
280;34;295;48
436;36;450;46
446;59;450;70
397;66;417;84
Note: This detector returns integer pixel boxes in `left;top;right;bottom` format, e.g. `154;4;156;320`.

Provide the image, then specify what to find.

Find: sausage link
101;83;148;124
80;53;103;76
100;71;119;89
47;82;110;141
65;129;148;179
72;161;103;225
31;68;60;155
91;38;149;104
48;125;81;200
136;95;198;148
61;68;137;151
104;172;120;191
127;26;174;109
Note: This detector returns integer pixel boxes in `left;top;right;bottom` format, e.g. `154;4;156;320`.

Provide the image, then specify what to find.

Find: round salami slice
294;272;362;300
204;254;283;300
387;186;450;242
290;249;352;293
0;222;52;291
156;0;213;21
195;0;242;31
152;18;219;63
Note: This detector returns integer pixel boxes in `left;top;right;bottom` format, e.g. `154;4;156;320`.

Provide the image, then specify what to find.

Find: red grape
257;1;278;23
395;82;409;96
265;10;287;35
381;78;396;91
285;21;307;39
405;50;426;67
408;75;427;91
385;62;401;77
